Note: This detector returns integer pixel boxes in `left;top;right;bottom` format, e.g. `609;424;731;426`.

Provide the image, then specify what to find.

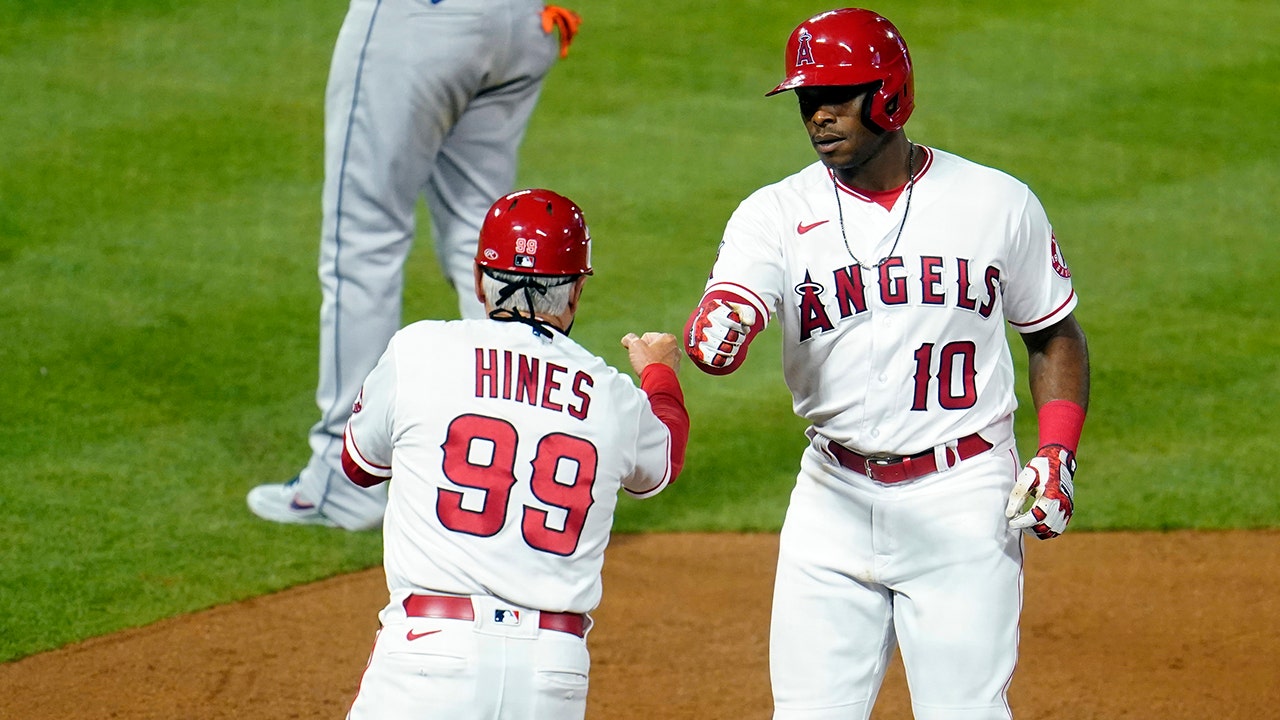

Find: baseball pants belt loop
827;432;994;484
403;594;587;638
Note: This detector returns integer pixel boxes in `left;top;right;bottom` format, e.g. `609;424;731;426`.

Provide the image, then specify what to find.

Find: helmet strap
481;267;579;339
860;83;888;134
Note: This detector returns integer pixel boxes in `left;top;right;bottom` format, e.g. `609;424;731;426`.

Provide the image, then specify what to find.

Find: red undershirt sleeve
639;363;690;482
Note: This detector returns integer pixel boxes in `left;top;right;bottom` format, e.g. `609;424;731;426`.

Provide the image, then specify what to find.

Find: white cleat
246;477;339;527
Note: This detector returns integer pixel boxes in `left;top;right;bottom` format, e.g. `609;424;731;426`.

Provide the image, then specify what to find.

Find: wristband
1037;399;1086;454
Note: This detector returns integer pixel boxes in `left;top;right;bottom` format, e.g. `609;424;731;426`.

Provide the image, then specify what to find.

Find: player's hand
1006;444;1076;540
622;332;681;375
686;297;757;374
541;5;582;59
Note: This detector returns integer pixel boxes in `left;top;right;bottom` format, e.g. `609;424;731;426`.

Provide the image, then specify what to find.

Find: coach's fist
622;332;681;375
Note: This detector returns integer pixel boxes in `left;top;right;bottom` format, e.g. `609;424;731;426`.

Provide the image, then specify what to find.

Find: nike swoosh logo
406;629;442;641
797;220;829;234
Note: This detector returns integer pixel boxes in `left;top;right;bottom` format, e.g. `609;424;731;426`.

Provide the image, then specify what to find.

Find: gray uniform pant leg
425;5;558;320
300;0;556;529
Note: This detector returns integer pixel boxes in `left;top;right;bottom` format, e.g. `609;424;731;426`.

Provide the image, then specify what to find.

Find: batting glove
1005;444;1076;540
686;296;757;374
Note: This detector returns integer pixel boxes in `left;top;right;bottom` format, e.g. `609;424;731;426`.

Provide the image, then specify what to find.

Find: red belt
828;433;993;484
403;594;587;638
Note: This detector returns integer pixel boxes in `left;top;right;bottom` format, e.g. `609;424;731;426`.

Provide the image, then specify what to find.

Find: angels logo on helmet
796;30;815;66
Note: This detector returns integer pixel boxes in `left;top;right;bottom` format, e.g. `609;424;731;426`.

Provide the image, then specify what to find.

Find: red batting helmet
476;189;593;276
766;8;915;132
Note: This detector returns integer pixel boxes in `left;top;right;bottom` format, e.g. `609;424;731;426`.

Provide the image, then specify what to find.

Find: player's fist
622;332;681;375
685;294;759;375
1006;444;1076;540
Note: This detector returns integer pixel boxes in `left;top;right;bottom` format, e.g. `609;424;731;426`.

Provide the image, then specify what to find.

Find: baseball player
248;0;583;530
684;9;1090;719
342;189;690;719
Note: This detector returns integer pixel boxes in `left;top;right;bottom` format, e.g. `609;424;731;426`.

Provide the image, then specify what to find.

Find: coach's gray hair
482;268;577;316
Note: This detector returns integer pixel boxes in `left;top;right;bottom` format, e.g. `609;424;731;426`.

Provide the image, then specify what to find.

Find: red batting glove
1005;444;1076;540
685;296;757;375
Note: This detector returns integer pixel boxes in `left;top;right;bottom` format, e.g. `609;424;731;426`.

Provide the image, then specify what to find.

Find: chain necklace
832;144;916;269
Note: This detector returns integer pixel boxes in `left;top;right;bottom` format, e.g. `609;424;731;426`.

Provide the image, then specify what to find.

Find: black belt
403;594;587;638
828;433;993;484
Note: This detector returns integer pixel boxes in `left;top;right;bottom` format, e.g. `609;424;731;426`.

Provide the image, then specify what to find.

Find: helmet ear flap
861;83;890;134
864;71;913;132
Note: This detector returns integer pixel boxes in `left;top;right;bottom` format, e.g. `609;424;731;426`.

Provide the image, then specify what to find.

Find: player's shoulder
746;161;830;200
390;318;488;350
925;147;1034;199
555;335;632;382
733;161;830;219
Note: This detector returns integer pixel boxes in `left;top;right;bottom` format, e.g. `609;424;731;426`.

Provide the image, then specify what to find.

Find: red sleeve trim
703;281;770;321
1010;290;1076;330
341;432;390;488
640;363;690;483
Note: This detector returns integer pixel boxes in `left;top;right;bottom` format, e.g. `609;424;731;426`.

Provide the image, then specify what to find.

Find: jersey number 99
437;413;598;556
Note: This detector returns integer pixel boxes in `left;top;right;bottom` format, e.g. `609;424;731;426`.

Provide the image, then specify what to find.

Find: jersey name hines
474;348;594;420
796;256;1001;341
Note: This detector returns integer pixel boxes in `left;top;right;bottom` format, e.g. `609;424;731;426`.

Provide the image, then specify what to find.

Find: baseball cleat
246;476;339;527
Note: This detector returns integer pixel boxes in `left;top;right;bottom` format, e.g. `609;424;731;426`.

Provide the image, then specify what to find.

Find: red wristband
1037;399;1086;454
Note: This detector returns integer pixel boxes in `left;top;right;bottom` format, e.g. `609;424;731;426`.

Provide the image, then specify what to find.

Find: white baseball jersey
343;318;679;619
702;146;1077;455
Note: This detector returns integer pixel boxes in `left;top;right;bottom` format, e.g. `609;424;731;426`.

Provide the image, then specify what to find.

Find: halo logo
796;30;815;67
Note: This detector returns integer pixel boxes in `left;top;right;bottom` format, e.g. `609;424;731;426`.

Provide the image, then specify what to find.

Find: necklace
832;144;916;269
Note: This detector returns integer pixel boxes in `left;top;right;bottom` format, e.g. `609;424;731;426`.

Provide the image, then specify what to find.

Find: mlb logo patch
494;609;522;626
514;255;536;269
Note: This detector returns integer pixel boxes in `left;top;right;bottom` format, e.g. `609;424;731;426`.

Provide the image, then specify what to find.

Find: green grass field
2;0;1277;662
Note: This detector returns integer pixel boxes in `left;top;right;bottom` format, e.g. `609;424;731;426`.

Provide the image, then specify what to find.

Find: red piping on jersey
345;427;390;471
830;146;934;207
1009;290;1076;329
703;281;770;322
342;431;390;488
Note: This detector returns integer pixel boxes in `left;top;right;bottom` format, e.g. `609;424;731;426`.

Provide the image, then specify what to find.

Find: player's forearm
1024;314;1090;411
640;364;690;481
1023;314;1090;452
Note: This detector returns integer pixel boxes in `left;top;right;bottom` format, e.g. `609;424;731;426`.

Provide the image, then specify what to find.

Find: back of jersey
349;319;674;616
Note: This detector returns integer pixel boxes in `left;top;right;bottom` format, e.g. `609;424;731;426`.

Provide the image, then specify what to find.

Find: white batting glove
1006;445;1076;540
686;297;757;372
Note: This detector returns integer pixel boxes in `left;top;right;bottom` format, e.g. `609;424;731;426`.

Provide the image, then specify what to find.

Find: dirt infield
3;531;1278;719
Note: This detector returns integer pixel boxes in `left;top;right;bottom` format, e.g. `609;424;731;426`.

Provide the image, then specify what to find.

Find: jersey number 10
911;341;978;411
436;413;597;557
